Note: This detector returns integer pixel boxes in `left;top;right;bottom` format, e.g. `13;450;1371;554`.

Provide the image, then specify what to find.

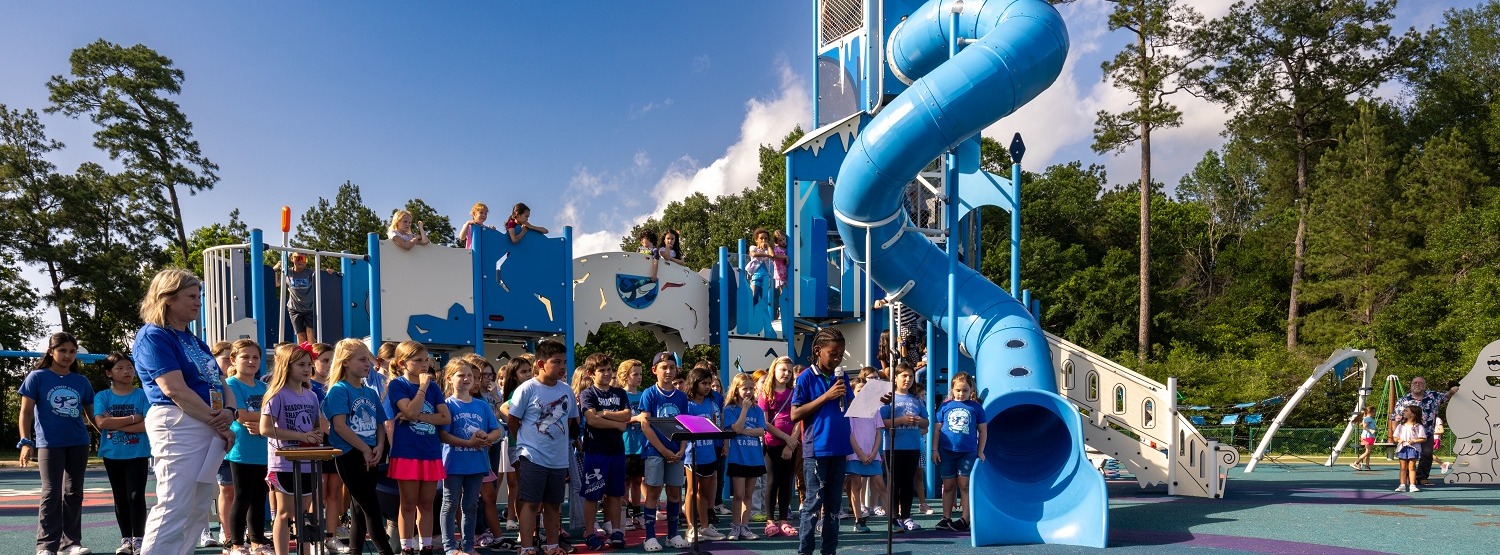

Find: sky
0;0;1478;341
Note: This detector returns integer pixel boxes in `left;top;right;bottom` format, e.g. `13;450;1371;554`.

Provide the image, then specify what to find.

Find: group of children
66;324;996;555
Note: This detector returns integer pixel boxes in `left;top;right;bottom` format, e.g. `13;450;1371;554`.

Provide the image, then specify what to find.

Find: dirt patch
1359;509;1427;517
1476;522;1500;527
1424;505;1471;512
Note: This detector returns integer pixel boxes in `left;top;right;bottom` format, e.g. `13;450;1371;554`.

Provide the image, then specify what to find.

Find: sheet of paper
846;378;893;418
195;436;227;484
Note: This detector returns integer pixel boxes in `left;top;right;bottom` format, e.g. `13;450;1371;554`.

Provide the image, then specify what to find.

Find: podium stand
648;416;736;555
276;446;343;554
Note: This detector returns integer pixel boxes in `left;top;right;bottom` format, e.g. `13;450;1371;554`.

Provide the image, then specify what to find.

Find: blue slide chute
832;0;1106;547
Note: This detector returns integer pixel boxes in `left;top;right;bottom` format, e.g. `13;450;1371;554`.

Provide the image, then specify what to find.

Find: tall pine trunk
1137;31;1152;362
1287;121;1308;350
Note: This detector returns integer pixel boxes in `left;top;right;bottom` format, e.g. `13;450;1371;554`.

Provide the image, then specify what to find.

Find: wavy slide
832;0;1105;547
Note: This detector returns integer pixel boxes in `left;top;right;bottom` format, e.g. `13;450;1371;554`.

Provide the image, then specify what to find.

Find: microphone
834;368;846;412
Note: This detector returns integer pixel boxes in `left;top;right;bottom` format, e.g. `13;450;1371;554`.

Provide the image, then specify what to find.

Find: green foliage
46;39;219;262
176;209;250;277
293;181;385;256
403;198;457;247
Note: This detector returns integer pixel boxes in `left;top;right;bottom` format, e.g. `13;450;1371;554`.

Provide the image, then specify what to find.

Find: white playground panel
1243;349;1378;472
378;240;476;344
572;252;711;355
1447;339;1500;484
1048;332;1239;498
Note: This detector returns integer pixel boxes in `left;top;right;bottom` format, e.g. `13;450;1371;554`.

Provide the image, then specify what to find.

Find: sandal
780;523;798;536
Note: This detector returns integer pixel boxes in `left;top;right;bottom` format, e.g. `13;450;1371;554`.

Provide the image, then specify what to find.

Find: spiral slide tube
832;0;1105;547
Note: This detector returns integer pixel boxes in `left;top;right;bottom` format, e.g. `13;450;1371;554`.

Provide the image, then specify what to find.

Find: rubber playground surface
0;460;1493;555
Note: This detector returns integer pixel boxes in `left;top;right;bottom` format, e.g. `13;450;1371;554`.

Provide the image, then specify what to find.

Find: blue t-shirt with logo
442;396;500;475
93;388;149;459
722;403;765;467
385;376;445;461
684;397;719;466
20;369;94;449
324;380;385;455
937;399;983;453
623;389;646;456
226;376;269;464
880;392;928;451
132;324;223;409
638;385;690;457
791;367;853;458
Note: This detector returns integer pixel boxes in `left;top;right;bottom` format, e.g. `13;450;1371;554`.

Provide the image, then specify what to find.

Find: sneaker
921;505;935;515
666;535;689;549
505;520;519;531
712;504;731;516
837;509;851;520
1349;463;1361;470
1394;485;1407;492
727;526;740;541
684;528;697;543
953;518;971;532
116;538;134;555
200;529;221;548
642;538;663;553
872;506;887;517
739;525;758;541
544;546;567;555
584;533;605;551
609;531;626;549
227;546;250;555
764;522;780;537
131;539;142;555
852;521;871;533
1409;485;1421;492
623;518;636;531
698;526;725;540
1442;462;1452;474
60;547;92;555
936;518;955;531
475;532;494;548
903;518;922;531
324;537;351;554
36;551;57;555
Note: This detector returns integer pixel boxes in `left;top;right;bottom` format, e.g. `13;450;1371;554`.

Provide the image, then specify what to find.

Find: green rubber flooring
1;460;1494;554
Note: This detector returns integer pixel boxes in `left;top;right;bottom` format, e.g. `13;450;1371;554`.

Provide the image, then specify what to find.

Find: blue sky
0;0;1476;339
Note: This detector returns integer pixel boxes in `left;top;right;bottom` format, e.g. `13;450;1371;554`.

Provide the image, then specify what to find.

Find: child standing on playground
94;352;151;555
439;358;501;555
772;229;788;293
638;229;661;281
224;340;272;555
635;352;690;552
724;372;766;540
791;328;856;555
506;340;579;555
759;356;800;538
745;229;775;304
660;229;687;266
459;202;497;248
385;341;451;554
579;355;632;550
1351;406;1375;471
389;209;431;250
881;363;927;531
323;339;393;555
505;202;549;243
1393;405;1427;492
621;359;648;532
683;366;725;542
260;343;330;555
934;372;985;533
845;376;884;533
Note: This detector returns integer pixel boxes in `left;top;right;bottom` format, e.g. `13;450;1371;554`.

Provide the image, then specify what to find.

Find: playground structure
1244;349;1379;473
194;0;1253;549
1447;339;1500;484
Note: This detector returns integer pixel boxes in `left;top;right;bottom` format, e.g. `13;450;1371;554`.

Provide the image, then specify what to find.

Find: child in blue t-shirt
384;341;451;553
790;328;855;555
94;352;150;554
723;372;767;541
439;359;501;554
683;367;724;542
224;339;272;554
634;352;691;550
19;332;95;555
934;372;985;533
879;364;928;531
322;339;392;555
620;360;648;532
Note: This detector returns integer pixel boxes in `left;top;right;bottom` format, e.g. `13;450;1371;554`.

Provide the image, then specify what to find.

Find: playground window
1086;371;1099;402
1143;399;1155;429
1063;359;1075;390
1113;385;1126;414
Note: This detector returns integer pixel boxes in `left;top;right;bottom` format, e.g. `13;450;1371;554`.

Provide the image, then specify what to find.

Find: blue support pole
564;227;575;373
471;225;486;356
1010;160;1022;297
367;233;382;351
945;3;961;399
718;246;732;377
784;175;797;359
250;229;267;376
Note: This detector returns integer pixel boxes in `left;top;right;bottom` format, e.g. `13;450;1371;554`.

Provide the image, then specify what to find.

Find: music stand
275;446;343;554
648;416;736;555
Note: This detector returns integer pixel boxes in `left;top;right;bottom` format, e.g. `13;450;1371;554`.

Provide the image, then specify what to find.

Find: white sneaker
36;550;57;555
505;520;519;531
1394;485;1406;492
684;528;698;543
699;526;725;540
642;538;663;552
323;537;351;554
1409;485;1421;492
199;529;220;548
667;535;690;548
60;547;92;555
623;518;636;531
738;526;758;541
712;504;731;516
727;526;740;541
1441;462;1452;474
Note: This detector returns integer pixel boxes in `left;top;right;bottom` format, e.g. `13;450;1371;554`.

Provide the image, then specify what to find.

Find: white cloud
562;61;810;256
630;98;676;119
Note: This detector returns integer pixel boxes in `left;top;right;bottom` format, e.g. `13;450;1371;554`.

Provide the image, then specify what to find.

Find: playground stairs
1045;331;1240;498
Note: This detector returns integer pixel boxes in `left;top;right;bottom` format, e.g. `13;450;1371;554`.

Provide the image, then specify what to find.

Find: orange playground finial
281;206;291;233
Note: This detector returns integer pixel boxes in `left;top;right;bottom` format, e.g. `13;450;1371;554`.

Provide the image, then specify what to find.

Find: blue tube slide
832;0;1106;547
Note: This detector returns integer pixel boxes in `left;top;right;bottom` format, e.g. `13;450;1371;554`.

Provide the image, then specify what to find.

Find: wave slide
832;0;1105;548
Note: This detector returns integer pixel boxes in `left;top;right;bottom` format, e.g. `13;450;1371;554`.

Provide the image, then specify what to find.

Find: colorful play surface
0;462;1492;554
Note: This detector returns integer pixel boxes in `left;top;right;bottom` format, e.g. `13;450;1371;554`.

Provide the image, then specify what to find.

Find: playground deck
0;462;1490;555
